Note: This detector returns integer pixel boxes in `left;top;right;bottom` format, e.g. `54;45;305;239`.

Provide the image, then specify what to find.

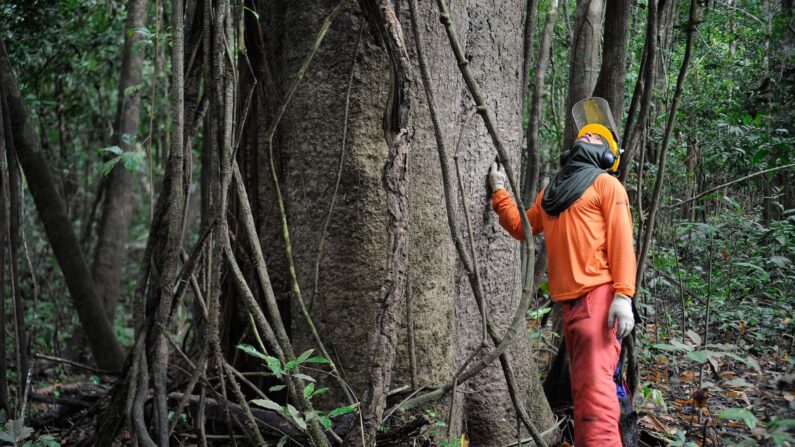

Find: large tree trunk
0;40;125;371
92;0;149;320
246;1;553;445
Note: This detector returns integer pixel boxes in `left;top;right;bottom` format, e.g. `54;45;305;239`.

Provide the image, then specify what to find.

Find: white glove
489;162;507;192
608;293;634;339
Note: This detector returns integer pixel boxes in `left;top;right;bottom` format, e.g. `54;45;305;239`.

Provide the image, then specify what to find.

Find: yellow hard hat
577;123;620;171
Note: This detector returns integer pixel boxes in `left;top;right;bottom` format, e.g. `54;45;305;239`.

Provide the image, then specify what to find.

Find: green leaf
3;418;32;443
685;350;712;363
328;404;358;418
34;435;61;447
127;27;154;38
303;382;315;399
718;407;758;430
312;387;329;397
528;306;552;320
305;356;330;364
286;404;307;430
751;149;768;164
771;431;795;446
723;352;761;372
98;145;123;157
250;398;283;412
269;385;287;392
770;418;795;430
734;262;769;279
291;373;315;382
318;415;333;430
722;195;742;211
285;349;314;370
652;343;691;353
121;151;144;172
266;356;284;380
236;343;270;361
101;157;121;176
277;436;288;447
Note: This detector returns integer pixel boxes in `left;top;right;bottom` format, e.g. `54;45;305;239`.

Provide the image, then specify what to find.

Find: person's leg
562;283;622;447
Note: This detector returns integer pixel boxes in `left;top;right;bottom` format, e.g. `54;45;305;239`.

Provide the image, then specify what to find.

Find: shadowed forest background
0;0;793;445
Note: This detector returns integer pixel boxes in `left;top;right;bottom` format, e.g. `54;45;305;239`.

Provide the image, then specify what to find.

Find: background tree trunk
91;0;149;320
0;40;125;371
563;0;603;147
593;0;631;125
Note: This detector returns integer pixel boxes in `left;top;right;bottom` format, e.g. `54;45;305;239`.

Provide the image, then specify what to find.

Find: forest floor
633;322;794;447
533;318;795;447
17;313;794;446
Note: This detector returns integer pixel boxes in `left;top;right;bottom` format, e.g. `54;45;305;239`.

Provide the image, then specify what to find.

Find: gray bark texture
245;1;554;445
92;0;148;320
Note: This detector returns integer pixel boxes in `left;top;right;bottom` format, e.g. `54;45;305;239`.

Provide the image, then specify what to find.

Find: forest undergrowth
531;209;795;446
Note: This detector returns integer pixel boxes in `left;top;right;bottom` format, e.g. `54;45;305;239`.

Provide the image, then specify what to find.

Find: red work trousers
562;282;622;447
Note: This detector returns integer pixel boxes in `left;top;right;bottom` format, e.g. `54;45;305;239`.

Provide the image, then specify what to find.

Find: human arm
489;163;543;240
596;175;637;338
597;175;636;297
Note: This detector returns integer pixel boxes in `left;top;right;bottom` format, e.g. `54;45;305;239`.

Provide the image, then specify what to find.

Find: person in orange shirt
489;124;635;447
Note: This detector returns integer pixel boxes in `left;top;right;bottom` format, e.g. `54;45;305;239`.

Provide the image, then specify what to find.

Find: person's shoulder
594;173;624;189
593;173;628;198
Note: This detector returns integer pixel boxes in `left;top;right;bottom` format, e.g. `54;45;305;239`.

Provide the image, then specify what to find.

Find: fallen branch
33;353;119;375
662;162;795;210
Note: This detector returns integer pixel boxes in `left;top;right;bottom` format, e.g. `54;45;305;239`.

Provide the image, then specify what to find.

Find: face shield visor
571;97;623;171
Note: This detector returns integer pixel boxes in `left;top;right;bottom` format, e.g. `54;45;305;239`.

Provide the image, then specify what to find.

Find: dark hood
541;142;607;216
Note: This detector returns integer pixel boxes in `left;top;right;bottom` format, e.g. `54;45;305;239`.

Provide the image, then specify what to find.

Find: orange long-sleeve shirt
492;174;636;301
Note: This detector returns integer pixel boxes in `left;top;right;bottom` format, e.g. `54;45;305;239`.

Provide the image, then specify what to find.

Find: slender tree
562;0;603;147
92;0;149;319
0;40;125;371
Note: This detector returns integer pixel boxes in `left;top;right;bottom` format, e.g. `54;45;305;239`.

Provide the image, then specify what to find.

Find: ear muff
577;123;621;172
599;149;616;170
559;143;614;169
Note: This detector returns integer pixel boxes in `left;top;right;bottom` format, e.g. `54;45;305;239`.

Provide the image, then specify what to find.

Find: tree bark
593;0;631;125
0;40;125;371
248;0;553;445
618;0;657;182
348;1;414;445
92;0;149;321
0;89;9;414
562;0;603;147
